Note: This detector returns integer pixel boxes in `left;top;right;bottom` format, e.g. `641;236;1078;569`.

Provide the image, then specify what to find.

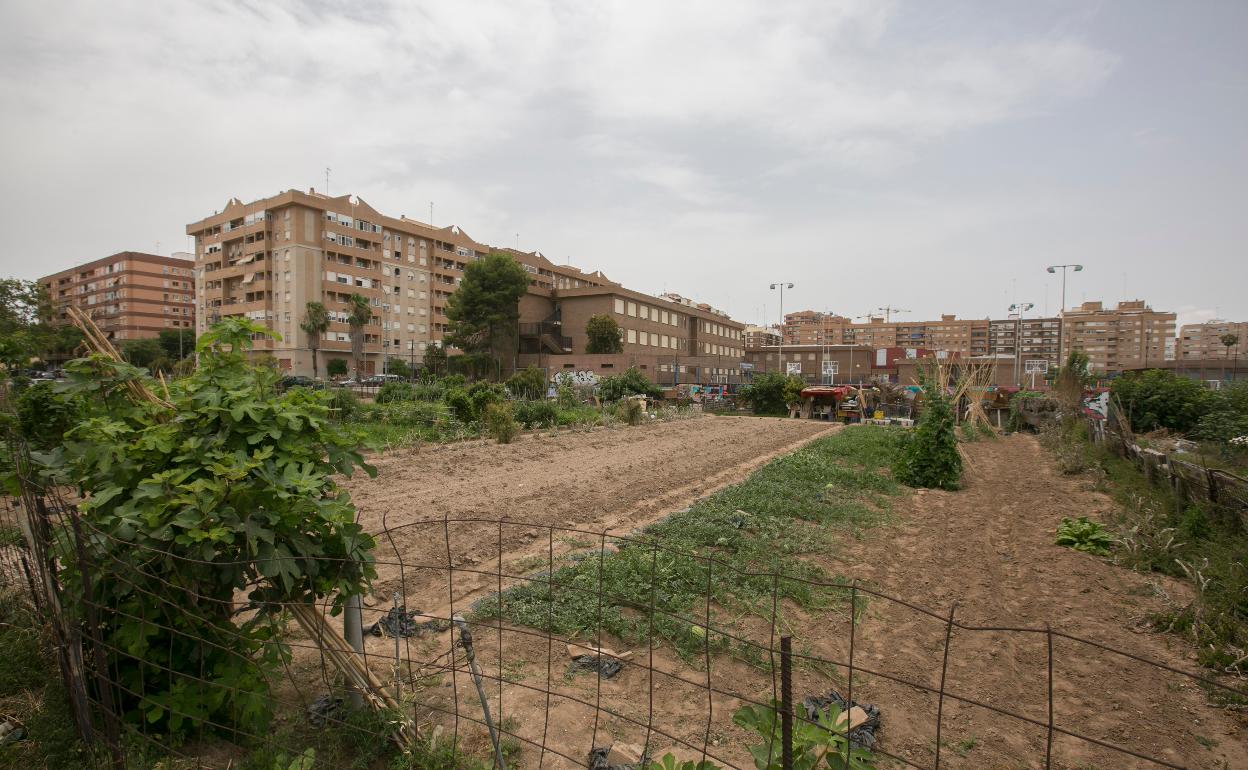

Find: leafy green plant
483;401;519;444
644;754;719;770
893;378;961;490
1055;516;1113;556
585;314;624;354
733;701;875;770
326;385;359;420
30;318;377;739
599;366;662;401
1110;369;1212;434
327;358;349;378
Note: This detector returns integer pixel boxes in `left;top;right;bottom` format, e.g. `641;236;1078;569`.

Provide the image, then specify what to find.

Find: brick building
1060;300;1174;373
39;251;196;341
743;325;781;350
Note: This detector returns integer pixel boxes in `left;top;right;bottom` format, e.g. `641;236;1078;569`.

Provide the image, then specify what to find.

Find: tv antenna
876;306;910;322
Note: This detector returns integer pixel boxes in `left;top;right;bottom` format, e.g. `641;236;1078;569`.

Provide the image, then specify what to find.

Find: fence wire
2;491;1245;770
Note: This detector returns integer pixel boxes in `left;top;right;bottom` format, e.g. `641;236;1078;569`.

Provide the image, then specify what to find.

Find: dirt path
827;434;1247;769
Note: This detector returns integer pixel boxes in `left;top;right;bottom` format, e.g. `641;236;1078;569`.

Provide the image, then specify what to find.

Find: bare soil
330;425;1245;770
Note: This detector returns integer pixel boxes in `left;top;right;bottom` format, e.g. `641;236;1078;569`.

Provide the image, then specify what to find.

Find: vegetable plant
1055;517;1113;556
733;701;875;770
32;318;377;738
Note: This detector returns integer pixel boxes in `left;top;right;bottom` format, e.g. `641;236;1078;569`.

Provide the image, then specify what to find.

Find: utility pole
771;282;794;375
1010;302;1035;387
1046;264;1083;365
325;167;331;195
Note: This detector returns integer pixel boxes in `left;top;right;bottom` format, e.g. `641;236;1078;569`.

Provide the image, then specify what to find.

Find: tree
157;328;196;361
585;313;623;354
1221;333;1239;382
327;358;348;378
346;294;373;377
300;301;331;378
444;252;530;378
0;278;53;369
120;337;168;372
422;343;448;379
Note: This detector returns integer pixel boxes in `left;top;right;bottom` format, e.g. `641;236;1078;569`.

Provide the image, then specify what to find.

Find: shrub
506;365;547;400
326;386;358;420
468;380;504;415
483;402;519;444
445;387;474;423
892;379;962;490
585;314;624;354
13;380;83;450
376;380;416;403
326;358;348;377
28;318;377;739
513;399;558;429
1055;516;1113;556
616;398;644;426
738;372;803;415
1110;369;1212;434
598;366;662;401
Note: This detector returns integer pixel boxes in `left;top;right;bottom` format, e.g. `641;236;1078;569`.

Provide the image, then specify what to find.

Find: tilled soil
332;427;1245;770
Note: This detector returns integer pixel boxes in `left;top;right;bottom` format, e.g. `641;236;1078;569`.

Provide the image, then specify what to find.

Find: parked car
277;375;321;392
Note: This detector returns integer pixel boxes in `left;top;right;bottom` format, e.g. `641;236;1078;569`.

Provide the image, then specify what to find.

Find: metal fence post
344;593;365;708
780;635;793;770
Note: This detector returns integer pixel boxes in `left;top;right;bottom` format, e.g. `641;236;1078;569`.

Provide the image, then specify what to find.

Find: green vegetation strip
474;425;901;661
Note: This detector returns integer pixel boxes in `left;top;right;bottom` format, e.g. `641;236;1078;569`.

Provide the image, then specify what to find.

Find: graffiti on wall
554;370;600;387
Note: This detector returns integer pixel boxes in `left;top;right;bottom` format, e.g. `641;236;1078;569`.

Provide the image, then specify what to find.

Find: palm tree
300;301;330;378
1221;332;1240;382
347;293;373;378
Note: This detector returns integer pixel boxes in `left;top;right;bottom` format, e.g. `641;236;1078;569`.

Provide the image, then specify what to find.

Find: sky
1;0;1244;330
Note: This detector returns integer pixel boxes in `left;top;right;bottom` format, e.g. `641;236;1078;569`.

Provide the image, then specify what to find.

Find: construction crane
876;306;910;322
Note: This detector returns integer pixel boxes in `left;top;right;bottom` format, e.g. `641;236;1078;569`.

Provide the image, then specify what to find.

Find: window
614;298;625;314
627;329;636;344
627;302;637;317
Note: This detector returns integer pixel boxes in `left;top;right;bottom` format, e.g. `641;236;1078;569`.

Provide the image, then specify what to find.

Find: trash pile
802;691;881;749
306;694;344;727
566;642;630;680
366;606;451;638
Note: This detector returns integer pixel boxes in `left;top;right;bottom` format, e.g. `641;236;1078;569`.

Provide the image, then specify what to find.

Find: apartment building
1061;300;1175;373
1177;320;1248;362
186;189;608;376
39;252;196;341
987;315;1062;373
517;285;747;385
781;311;989;357
743;325;781;349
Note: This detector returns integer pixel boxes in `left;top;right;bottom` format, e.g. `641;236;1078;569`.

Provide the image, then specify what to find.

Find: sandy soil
327;426;1246;770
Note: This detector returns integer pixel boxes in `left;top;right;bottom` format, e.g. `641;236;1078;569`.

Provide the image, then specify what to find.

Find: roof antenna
430;201;434;226
324;167;331;195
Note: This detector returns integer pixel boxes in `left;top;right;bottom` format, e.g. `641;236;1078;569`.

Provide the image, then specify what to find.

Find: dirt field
334;424;1246;770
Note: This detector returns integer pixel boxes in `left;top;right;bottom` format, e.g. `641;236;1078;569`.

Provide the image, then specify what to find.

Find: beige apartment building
743;325;781;349
186;189;611;376
1060;300;1175;373
1177;320;1247;362
40;252;196;341
781;311;991;357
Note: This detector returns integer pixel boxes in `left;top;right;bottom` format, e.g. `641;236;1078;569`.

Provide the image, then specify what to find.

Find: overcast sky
2;0;1244;329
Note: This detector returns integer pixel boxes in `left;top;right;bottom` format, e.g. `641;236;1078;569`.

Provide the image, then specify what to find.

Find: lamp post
771;282;793;375
1046;264;1083;364
1010;302;1035;387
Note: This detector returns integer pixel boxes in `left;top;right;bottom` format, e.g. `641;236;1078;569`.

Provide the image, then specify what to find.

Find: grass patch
474;425;902;663
0;587;91;768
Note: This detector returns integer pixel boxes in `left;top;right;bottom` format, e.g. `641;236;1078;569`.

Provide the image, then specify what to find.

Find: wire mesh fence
3;486;1245;770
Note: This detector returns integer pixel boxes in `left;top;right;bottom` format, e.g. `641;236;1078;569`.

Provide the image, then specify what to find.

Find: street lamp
771;282;794;375
1010;302;1035;387
1046;264;1083;364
